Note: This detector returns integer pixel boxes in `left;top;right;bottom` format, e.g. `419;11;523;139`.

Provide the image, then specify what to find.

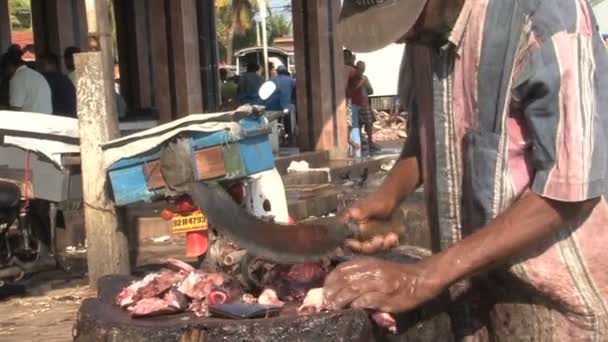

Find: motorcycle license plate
171;211;208;234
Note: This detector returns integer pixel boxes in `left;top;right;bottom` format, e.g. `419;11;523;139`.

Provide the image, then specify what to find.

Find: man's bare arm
426;192;599;288
326;192;600;313
343;156;421;220
378;156;422;206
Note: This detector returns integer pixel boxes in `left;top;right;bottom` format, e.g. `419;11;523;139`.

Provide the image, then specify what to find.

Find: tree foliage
267;14;291;44
215;0;292;64
9;0;32;31
215;0;256;64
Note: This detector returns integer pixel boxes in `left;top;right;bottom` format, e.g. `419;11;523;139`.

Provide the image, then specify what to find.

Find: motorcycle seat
0;182;20;209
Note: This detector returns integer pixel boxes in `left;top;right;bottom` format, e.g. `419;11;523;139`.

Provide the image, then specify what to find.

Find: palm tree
216;0;256;65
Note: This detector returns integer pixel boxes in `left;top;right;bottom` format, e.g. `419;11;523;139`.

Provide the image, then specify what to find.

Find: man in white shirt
0;50;52;114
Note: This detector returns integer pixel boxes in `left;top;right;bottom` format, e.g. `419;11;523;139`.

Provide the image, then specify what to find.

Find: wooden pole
0;0;10;53
75;0;130;288
292;0;348;157
259;0;269;80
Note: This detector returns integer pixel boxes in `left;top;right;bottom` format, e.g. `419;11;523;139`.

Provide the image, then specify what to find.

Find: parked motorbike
159;81;289;265
159;181;246;266
0;181;56;282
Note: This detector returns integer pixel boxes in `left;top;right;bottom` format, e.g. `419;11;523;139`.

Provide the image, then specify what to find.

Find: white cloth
10;65;53;114
0;111;80;168
101;107;264;169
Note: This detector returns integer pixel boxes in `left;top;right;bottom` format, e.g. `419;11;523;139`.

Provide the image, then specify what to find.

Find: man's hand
324;257;442;313
341;192;400;254
340;157;422;254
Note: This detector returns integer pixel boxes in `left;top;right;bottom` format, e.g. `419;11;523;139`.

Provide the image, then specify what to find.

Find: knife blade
189;182;405;263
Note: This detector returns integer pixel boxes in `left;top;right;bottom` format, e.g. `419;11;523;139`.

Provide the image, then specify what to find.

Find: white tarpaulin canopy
0;111;80;168
100;107;262;169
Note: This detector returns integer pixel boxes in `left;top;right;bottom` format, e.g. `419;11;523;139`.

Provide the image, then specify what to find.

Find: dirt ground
0;239;190;342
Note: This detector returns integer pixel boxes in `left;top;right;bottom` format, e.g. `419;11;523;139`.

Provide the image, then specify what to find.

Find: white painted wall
355;44;404;97
594;2;608;34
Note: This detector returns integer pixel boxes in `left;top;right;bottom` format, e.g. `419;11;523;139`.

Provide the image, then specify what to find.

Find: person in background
0;46;19;109
344;49;362;158
356;60;381;154
238;62;263;105
0;75;8;109
268;62;277;79
265;65;296;142
64;46;80;85
0;49;52;114
390;95;401;121
219;67;238;109
87;35;100;52
37;54;76;117
22;44;36;69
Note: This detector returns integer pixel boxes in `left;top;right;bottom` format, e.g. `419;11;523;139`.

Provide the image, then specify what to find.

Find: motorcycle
0;180;57;282
159;180;246;265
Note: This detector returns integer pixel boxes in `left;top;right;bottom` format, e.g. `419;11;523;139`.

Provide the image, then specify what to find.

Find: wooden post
197;0;221;112
31;0;88;71
148;1;173;123
167;0;204;117
292;0;348;158
75;0;130;287
0;0;10;53
114;0;153;111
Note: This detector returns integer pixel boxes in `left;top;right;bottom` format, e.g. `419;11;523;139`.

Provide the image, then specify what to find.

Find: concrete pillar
292;0;348;158
0;0;10;53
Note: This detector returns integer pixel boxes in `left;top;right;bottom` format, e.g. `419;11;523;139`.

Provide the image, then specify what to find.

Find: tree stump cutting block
74;248;453;342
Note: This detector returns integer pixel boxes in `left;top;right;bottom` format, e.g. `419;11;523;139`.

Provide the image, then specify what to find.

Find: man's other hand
324;257;442;313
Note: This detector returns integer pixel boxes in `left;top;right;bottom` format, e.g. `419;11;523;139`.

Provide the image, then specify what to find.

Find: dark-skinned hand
340;192;400;254
324;257;443;314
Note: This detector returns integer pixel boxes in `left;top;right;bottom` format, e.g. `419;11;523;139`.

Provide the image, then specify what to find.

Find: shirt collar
446;0;474;50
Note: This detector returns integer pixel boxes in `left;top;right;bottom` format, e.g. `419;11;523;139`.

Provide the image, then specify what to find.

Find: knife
189;182;405;263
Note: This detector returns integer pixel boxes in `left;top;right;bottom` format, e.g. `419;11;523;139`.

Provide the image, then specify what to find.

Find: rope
83;201;117;215
23;150;31;209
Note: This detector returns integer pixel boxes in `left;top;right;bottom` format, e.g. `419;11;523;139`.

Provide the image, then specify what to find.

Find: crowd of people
0;43;126;118
220;53;383;157
220;61;296;144
1;42;380;159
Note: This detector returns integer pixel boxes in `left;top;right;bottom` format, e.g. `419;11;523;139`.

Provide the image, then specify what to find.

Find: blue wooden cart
102;107;277;206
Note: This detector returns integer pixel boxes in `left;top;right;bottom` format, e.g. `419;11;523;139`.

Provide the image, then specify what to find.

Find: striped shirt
400;0;608;340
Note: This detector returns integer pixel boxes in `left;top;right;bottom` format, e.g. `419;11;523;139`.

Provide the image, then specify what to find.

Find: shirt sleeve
399;101;420;161
398;46;420;161
9;70;26;108
512;31;608;202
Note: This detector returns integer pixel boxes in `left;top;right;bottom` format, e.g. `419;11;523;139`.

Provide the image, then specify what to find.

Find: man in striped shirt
326;0;608;340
